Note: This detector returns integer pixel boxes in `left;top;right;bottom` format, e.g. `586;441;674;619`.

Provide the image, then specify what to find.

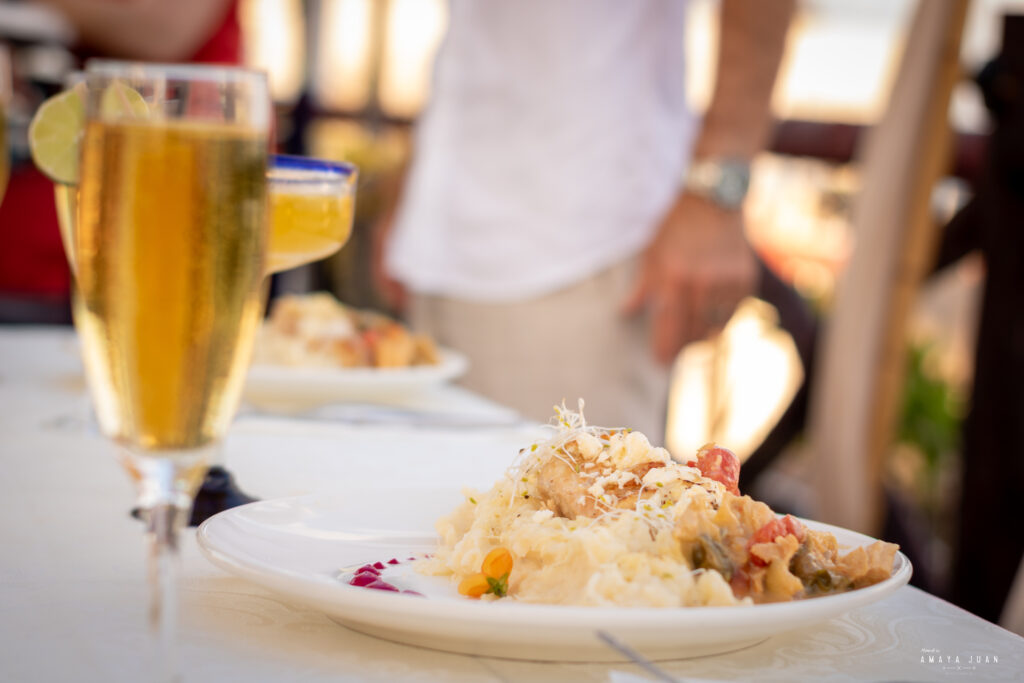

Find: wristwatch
683;158;751;210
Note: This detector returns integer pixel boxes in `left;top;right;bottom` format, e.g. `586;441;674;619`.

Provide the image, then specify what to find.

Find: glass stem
146;503;183;683
126;444;215;683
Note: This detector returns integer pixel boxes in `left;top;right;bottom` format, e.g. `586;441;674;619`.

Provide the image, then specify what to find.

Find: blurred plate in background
244;348;468;411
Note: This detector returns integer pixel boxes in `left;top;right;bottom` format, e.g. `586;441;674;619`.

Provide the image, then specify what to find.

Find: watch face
685;159;751;209
714;163;751;209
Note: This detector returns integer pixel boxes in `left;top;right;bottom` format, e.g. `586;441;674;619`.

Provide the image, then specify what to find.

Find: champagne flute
54;144;358;527
73;60;271;679
48;78;358;526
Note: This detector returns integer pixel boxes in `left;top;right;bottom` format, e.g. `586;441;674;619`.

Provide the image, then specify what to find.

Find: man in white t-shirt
379;0;795;440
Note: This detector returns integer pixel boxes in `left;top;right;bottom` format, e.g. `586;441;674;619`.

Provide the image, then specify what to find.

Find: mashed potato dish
418;404;899;606
254;292;440;369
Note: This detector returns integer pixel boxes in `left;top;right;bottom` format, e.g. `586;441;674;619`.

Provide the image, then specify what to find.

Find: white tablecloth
1;327;1021;682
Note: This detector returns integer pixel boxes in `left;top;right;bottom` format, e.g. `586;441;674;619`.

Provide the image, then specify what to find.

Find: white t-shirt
388;0;695;302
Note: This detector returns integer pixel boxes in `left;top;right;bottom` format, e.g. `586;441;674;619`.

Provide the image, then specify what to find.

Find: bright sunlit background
237;0;1016;463
240;0;1021;125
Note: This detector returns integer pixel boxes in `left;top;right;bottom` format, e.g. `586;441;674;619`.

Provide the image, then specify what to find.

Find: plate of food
244;293;468;408
197;405;911;662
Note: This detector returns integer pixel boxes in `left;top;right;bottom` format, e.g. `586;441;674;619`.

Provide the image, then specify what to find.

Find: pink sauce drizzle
346;557;424;596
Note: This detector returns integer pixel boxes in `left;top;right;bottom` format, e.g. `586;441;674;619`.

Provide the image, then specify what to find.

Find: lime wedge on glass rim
28;80;149;185
27;84;86;184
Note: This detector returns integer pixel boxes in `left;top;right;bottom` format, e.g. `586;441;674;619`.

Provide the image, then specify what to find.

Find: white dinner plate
243;349;468;409
197;487;912;662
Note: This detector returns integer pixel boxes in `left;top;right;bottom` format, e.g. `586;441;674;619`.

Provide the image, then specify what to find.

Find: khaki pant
409;258;670;443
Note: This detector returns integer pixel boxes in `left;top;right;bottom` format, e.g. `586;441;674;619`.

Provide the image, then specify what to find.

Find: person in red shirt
0;0;241;321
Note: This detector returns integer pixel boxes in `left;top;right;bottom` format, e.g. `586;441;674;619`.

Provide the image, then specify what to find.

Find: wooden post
807;0;969;535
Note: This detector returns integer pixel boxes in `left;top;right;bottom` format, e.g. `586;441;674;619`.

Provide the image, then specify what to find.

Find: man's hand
621;191;757;364
621;0;794;364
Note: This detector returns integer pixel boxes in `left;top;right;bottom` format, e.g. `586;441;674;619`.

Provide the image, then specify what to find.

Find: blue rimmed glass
265;153;358;274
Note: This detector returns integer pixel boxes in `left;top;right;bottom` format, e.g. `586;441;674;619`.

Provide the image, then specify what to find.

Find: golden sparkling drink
75;119;268;450
266;188;354;273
